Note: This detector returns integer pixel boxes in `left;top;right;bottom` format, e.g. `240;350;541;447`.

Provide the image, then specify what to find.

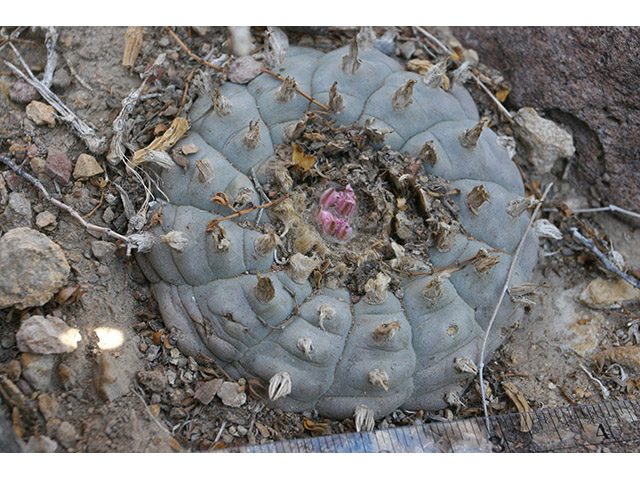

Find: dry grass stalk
123;26;144;67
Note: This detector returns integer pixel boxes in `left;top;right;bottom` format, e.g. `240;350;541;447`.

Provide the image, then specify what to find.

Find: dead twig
62;52;93;91
176;67;196;117
4;43;106;154
165;27;222;71
41;26;58;89
131;382;172;435
572;204;640;220
259;67;329;112
0;154;132;247
166;26;329;112
206;195;289;232
570;227;640;290
478;182;553;437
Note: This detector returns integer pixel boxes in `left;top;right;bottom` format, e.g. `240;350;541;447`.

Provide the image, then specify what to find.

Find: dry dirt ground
0;26;638;453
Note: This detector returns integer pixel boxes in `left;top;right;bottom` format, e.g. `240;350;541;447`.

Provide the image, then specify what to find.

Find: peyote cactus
135;37;538;424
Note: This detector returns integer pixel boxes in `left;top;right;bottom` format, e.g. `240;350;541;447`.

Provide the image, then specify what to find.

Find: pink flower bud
320;187;339;210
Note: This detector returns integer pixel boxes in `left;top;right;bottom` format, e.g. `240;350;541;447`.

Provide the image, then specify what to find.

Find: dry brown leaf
502;381;533;432
495;86;511;103
292;144;316;174
133;117;189;164
302;417;330;434
406;59;434;75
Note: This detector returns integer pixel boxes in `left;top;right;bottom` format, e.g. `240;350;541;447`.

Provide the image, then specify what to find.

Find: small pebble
35;211;57;230
21;353;56;391
217;381;247;408
16;315;81;354
91;240;117;262
137;369;168;393
9;79;39;104
54;421;78;449
52;68;71;89
45;148;72;184
25;435;58;453
26;101;56;127
73;153;104;180
1;192;32;229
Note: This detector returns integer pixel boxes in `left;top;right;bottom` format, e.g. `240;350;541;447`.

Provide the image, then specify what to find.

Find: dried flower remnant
368;368;389;391
372;321;401;342
342;36;361;75
364;118;392;144
196;158;215;183
288;253;319;284
419;140;438;167
328;82;346;114
212;89;232;117
354;405;375;432
472;247;499;274
459;118;489;148
506;196;540;217
391;79;417;111
422;61;447;88
364;272;391;305
274;76;298;103
242;120;260;150
453;357;478;375
268;371;292;401
533;219;563;240
254;232;279;256
255;274;276;304
296;337;314;358
317;303;335;332
465;185;490;215
160;231;189;253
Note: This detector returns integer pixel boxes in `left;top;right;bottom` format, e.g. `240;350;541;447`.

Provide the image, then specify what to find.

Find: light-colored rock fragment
16;315;81;354
25;435;58;453
513;107;575;173
91;240;117;261
21;353;56;391
579;277;640;309
1;192;32;229
35;211;57;230
25;100;56;127
533;219;563;240
72;153;103;179
0;228;70;309
217;381;247;407
94;353;131;402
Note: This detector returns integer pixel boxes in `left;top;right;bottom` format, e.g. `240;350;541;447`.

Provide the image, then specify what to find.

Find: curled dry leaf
502;381;533;433
133;117;189;164
291;144;316;175
302;417;330;434
56;285;88;306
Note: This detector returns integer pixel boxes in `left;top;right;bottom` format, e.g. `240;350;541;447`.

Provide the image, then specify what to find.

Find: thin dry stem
165;26;223;71
570;227;640;290
0;154;132;247
206;194;289;232
260;67;329;111
5;43;106;153
478;182;553;437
